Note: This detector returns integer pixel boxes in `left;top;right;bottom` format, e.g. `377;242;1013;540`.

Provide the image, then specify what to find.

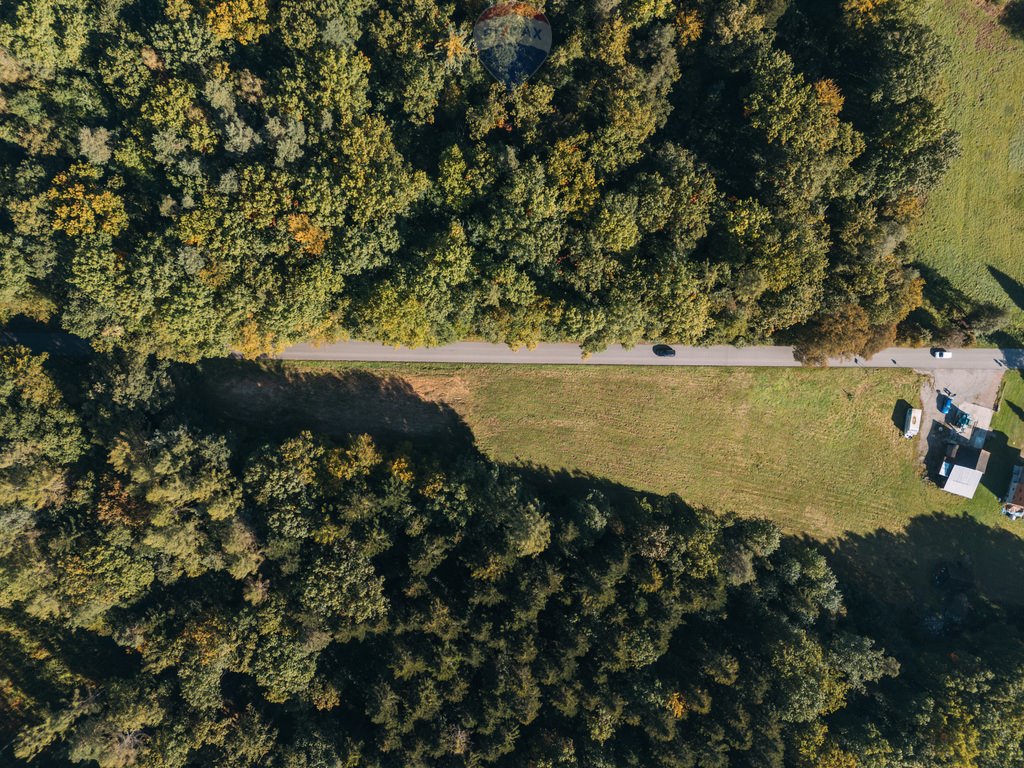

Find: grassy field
911;0;1024;320
401;366;939;539
201;360;1024;539
982;369;1024;508
196;360;1024;605
187;2;1024;605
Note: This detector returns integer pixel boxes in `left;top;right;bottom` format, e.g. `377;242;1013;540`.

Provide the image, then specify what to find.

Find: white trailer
904;408;922;439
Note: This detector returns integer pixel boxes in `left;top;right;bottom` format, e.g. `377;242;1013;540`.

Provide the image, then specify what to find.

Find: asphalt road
5;331;1022;370
278;341;1024;370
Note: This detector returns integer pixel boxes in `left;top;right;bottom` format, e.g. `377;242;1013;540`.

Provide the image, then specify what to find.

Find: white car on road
931;348;952;359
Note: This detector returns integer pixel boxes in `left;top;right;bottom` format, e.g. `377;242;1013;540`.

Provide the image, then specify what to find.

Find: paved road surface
279;340;1024;370
5;331;1023;370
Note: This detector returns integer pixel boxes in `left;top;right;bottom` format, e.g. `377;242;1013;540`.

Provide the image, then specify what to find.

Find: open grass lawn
203;361;1024;538
911;0;1024;321
398;366;943;539
979;369;1024;516
198;361;1024;604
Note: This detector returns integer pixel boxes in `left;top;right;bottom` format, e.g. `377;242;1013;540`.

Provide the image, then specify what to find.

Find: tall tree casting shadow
917;263;975;316
188;359;1024;655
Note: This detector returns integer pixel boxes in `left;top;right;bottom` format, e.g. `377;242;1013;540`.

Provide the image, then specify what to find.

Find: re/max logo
478;22;546;42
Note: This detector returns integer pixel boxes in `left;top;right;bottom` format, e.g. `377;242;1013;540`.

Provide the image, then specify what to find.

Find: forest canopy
5;347;1024;768
3;343;886;767
0;0;955;359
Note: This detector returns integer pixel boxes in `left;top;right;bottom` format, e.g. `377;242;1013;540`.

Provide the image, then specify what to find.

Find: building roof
941;448;991;499
944;465;985;498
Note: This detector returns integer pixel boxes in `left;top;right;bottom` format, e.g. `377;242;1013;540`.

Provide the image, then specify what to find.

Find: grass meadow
201;360;1024;540
911;1;1024;325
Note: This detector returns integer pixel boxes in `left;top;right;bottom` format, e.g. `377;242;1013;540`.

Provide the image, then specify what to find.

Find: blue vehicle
940;395;953;415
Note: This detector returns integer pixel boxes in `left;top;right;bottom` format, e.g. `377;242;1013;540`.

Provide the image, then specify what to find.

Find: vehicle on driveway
939;395;954;415
652;345;676;358
931;348;952;359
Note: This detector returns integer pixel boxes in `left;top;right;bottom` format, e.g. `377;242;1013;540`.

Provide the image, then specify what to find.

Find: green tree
0;0;956;355
1;349;902;767
0;346;84;510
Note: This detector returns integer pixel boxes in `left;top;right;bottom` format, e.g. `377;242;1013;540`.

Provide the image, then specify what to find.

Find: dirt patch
928;368;1004;409
969;0;1004;18
401;374;472;407
962;2;1014;52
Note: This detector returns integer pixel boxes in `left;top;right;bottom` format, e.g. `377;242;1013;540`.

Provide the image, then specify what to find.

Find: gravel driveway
916;368;1006;467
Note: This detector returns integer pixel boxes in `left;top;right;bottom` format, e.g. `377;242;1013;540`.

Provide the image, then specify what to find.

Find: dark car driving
652;345;676;358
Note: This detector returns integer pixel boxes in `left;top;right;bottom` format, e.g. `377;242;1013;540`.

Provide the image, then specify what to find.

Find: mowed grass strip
288;363;979;539
974;371;1024;523
911;0;1024;313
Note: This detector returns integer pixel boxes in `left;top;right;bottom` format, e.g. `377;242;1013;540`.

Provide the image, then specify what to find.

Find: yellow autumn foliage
814;79;845;116
598;17;631;67
233;319;278;359
887;194;924;223
666;692;687;719
390;457;415;484
842;0;895;26
794;723;860;768
325;434;383;482
46;164;127;238
420;473;446;499
675;9;703;46
207;0;270;44
287;213;329;256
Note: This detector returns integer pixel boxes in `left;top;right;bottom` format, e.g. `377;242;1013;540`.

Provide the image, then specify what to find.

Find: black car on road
652;345;676;358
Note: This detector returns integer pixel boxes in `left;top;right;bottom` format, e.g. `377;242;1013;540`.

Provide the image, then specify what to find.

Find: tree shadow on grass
1002;0;1024;39
1006;398;1024;424
982;267;1024;346
988;265;1024;311
992;332;1024;354
901;263;975;343
981;429;1021;500
905;264;1024;346
187;360;1024;644
916;263;975;317
189;358;475;454
811;513;1024;661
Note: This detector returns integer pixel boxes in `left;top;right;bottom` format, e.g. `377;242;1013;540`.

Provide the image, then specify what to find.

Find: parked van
904;408;922;439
